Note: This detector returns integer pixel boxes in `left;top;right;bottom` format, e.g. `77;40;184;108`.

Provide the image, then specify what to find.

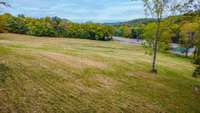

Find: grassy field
0;33;200;113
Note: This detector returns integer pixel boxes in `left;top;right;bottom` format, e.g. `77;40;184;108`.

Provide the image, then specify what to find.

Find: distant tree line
0;13;114;41
114;14;200;55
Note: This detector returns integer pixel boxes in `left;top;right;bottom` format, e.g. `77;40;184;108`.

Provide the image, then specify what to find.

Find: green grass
0;33;199;113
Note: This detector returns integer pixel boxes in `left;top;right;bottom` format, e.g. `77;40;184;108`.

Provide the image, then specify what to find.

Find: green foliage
0;13;114;41
114;25;144;39
142;23;156;46
0;13;12;32
142;22;172;52
114;25;132;38
193;65;200;78
159;29;172;51
132;26;144;39
179;22;198;57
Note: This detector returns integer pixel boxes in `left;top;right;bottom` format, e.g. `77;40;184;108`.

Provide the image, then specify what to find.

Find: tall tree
180;22;198;57
142;0;170;73
141;0;190;73
184;0;200;77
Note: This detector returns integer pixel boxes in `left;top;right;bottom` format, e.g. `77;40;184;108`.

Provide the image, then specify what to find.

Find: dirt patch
40;52;107;69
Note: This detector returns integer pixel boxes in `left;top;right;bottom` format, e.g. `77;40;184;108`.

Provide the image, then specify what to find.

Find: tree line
114;14;200;55
0;13;114;41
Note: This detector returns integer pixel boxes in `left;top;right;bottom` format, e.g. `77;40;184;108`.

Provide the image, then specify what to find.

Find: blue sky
2;0;145;23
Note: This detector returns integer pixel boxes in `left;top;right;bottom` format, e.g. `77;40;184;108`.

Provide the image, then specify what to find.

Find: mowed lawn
0;33;200;113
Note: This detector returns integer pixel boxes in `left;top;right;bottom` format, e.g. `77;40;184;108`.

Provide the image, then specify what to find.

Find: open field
0;33;200;113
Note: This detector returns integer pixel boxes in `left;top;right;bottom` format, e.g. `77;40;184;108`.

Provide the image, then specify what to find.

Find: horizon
1;0;145;23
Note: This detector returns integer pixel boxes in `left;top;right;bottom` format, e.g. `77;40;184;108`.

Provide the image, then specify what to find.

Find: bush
193;65;200;78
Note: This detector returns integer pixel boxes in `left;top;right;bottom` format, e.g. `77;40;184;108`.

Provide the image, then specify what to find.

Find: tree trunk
194;48;197;59
195;47;200;61
185;48;189;57
152;19;161;73
197;47;200;58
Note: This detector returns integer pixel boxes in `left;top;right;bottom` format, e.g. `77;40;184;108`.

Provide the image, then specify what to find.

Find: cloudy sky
2;0;145;23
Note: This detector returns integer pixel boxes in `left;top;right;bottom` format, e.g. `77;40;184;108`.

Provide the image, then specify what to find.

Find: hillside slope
104;18;155;25
0;33;200;113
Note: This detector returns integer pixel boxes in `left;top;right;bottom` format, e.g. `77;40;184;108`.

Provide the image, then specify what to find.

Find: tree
142;0;170;73
163;16;187;43
7;16;28;34
51;16;62;36
143;23;156;47
185;1;200;77
193;17;200;59
132;25;144;39
141;0;190;73
0;1;10;32
114;25;132;38
0;13;11;32
180;22;198;57
143;22;171;52
121;25;132;38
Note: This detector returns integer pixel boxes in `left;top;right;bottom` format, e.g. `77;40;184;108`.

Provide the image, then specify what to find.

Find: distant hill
104;18;156;26
62;19;73;23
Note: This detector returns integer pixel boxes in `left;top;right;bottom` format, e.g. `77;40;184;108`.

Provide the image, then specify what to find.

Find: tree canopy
0;13;114;41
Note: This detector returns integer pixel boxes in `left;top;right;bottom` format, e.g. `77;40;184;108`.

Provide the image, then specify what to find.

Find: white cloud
3;0;145;22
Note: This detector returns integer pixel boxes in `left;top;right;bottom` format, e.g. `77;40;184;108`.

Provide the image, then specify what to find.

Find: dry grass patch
39;52;108;69
92;74;120;90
